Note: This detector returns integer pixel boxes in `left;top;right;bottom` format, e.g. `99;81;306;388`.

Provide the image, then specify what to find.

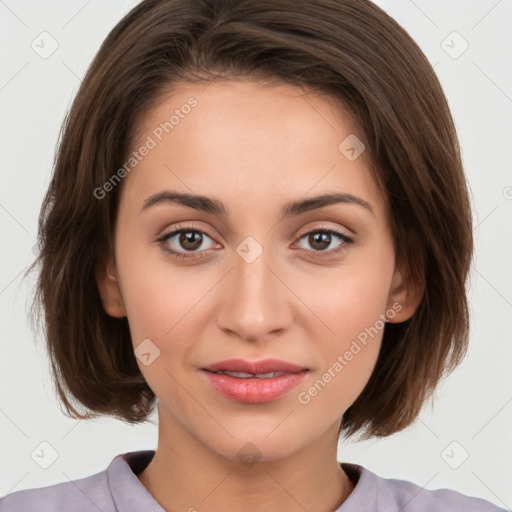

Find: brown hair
26;0;473;441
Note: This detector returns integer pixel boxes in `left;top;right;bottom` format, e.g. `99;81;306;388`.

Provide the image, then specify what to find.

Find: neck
136;417;355;512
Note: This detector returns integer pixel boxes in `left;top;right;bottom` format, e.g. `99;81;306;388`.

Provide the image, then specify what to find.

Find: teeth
215;370;286;379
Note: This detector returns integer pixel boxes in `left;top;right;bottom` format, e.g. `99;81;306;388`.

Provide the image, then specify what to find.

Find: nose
216;239;293;343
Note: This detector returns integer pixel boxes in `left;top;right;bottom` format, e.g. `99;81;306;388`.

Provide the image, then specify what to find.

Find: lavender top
0;450;507;511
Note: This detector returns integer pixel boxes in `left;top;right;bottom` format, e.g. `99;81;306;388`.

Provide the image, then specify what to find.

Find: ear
95;257;127;318
386;266;424;323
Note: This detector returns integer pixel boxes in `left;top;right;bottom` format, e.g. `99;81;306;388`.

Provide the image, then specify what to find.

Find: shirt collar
338;462;378;510
107;450;165;511
107;450;377;512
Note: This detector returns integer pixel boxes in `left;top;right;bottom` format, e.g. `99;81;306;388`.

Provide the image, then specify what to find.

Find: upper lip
201;358;308;374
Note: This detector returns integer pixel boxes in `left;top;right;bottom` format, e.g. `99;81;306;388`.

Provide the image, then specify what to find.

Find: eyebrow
141;190;374;218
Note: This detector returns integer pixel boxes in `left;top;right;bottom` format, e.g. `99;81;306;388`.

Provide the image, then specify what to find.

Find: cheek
304;254;392;339
297;250;392;402
120;273;202;349
297;276;386;420
315;281;385;381
115;230;197;340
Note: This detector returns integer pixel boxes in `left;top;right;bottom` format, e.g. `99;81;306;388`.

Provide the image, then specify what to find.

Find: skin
96;79;422;512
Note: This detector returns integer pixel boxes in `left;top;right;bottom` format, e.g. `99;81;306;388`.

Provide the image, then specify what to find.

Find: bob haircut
27;0;473;441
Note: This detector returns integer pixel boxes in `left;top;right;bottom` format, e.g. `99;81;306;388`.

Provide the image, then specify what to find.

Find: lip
201;369;309;404
201;358;308;374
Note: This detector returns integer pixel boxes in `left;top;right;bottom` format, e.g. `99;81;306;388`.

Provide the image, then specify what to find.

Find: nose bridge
217;233;288;340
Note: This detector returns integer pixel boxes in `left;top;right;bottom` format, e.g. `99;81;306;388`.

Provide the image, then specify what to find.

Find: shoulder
0;468;113;512
379;474;507;511
341;463;508;512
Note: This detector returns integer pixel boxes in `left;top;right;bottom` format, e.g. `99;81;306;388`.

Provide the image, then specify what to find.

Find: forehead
122;80;386;224
136;79;360;153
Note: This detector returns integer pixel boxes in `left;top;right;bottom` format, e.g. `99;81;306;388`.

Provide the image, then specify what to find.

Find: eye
156;223;217;259
296;228;354;258
156;224;354;260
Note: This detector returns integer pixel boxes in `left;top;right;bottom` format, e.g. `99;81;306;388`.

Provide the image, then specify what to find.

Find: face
97;79;417;463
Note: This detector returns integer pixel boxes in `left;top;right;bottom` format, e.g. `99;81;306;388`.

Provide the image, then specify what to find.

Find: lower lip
201;370;309;404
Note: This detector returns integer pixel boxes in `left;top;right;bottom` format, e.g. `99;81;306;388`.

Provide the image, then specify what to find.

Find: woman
1;0;505;510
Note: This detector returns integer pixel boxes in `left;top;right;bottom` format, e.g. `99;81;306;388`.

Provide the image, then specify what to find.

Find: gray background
1;0;511;508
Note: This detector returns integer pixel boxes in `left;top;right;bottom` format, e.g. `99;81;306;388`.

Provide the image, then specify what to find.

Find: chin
203;427;305;464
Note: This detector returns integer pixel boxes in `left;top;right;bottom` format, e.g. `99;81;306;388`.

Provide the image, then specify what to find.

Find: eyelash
156;223;354;261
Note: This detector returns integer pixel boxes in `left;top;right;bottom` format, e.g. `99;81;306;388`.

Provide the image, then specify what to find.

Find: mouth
201;358;309;375
203;369;299;379
201;369;309;404
200;359;309;404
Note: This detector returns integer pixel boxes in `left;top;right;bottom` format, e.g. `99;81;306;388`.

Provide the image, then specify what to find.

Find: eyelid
157;221;218;242
294;219;356;239
296;222;348;237
158;220;353;241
